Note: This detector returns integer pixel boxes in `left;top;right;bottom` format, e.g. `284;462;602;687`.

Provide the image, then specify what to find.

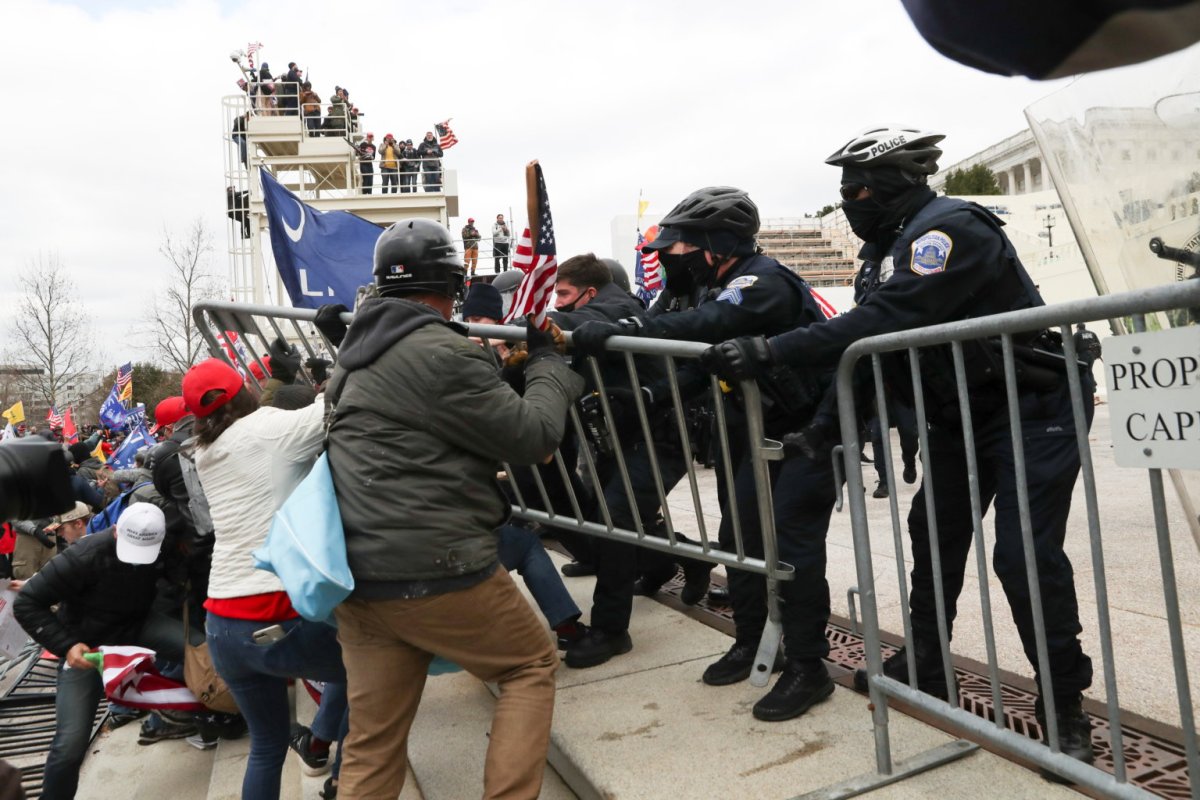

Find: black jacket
417;138;442;170
14;530;162;658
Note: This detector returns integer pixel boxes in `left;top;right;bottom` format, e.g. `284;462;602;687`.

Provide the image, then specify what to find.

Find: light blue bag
254;452;354;624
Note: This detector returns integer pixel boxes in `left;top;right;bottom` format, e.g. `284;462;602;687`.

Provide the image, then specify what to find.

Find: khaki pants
12;533;56;580
464;247;479;274
335;568;557;800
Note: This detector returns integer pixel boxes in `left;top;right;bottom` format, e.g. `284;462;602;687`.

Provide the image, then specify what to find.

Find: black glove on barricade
524;314;565;365
305;357;333;384
700;336;774;381
570;318;641;357
314;303;351;347
268;338;301;383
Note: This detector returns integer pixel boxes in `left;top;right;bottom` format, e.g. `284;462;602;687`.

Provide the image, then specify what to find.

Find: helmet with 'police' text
825;126;945;176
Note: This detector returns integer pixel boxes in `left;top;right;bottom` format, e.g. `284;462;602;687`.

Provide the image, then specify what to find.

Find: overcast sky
0;0;1072;369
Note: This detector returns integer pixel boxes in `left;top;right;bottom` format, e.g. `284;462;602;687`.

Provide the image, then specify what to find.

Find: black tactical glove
699;336;774;381
314;303;351;347
305;357;333;384
524;315;566;362
570;318;642;357
268;338;301;383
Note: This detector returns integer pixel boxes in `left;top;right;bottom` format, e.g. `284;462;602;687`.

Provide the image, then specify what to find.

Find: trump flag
260;169;383;309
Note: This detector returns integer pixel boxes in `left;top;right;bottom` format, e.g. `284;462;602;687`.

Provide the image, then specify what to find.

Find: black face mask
661;249;716;288
661;255;695;297
841;195;888;242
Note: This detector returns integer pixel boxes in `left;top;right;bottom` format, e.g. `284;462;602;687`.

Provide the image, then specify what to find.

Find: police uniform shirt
642;253;824;343
769;197;1039;368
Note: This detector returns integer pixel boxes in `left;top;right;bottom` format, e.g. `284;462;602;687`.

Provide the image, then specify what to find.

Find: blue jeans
497;525;580;628
42;612;192;800
206;614;346;800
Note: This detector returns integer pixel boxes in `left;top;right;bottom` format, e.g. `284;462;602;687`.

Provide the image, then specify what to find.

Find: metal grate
0;644;108;799
647;569;1192;799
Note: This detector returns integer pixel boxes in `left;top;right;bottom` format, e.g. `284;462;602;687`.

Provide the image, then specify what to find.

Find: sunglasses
839;183;869;202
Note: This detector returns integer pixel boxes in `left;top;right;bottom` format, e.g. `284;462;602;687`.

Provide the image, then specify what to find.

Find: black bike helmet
825;126;945;176
657;186;760;239
373;218;465;300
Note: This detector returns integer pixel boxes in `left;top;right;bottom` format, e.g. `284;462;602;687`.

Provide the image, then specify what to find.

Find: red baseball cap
468;217;475;222
182;359;245;418
152;396;189;433
248;356;272;381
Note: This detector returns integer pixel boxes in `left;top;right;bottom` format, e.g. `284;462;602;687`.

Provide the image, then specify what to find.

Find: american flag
116;362;133;405
46;405;64;428
246;42;263;68
92;646;207;712
436;120;458;150
809;288;837;319
503;164;557;329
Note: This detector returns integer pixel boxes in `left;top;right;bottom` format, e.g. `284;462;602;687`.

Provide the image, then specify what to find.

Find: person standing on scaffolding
701;126;1096;770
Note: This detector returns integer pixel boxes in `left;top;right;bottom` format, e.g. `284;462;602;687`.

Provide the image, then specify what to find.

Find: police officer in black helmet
702;127;1096;771
573;187;840;722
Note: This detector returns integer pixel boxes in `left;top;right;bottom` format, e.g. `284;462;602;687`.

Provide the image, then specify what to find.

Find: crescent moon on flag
284;198;306;242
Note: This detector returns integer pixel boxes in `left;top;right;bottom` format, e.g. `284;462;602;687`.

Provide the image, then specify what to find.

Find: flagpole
525;161;540;245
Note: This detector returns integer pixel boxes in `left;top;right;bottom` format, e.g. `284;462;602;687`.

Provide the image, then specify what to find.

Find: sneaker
903;462;918;484
560;561;595;578
872;481;889;499
563;629;633;669
138;712;197;745
289;725;332;776
107;708;147;730
752;660;835;722
185;733;218;751
853;639;950;701
1035;696;1095;782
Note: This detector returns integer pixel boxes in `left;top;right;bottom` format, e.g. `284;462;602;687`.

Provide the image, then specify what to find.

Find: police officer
701;127;1095;767
573;187;839;721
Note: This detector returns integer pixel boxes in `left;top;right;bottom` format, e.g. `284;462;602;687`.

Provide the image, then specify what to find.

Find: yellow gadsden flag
1;402;24;425
91;441;107;464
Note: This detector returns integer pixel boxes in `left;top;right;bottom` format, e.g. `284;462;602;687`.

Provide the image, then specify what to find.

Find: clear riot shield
1025;43;1200;334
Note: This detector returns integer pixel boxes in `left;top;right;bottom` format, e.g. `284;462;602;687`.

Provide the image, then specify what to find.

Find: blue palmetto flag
99;384;127;430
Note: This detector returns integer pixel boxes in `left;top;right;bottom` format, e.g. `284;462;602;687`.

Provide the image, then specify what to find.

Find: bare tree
143;219;223;372
11;254;93;409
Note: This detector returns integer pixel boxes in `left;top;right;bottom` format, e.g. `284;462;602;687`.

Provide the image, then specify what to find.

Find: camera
0;439;75;522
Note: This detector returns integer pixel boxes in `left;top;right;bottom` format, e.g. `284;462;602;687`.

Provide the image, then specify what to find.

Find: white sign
1106;326;1200;469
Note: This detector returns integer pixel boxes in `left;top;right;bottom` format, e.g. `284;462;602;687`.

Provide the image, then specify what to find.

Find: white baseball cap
115;503;167;565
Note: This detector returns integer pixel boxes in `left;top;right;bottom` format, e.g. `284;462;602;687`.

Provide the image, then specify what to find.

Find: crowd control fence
192;300;796;688
834;278;1200;800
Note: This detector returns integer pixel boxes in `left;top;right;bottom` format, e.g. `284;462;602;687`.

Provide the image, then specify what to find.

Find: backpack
87;481;153;534
176;439;215;539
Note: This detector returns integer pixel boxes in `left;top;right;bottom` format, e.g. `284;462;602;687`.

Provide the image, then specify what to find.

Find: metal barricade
834;280;1200;799
192;300;795;687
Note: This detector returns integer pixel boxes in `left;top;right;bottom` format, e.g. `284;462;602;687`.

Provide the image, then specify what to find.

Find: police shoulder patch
726;275;758;290
716;287;744;305
910;230;953;275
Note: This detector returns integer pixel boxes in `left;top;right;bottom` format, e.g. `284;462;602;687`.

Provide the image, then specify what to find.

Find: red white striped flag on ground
809;288;837;319
436;120;458;150
502;162;558;329
94;646;207;712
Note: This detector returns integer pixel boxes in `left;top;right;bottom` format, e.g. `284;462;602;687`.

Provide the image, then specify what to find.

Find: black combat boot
853;636;950;700
564;629;633;669
702;640;758;686
679;563;712;606
1034;695;1095;783
752;659;835;721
